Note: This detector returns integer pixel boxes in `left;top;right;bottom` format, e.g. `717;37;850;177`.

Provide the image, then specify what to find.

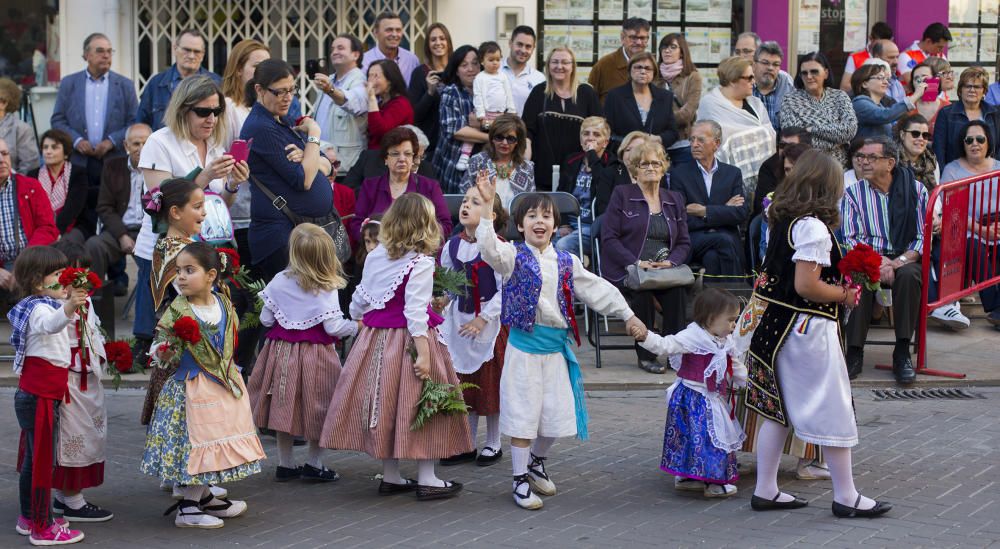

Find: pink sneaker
15;516;69;536
28;523;84;546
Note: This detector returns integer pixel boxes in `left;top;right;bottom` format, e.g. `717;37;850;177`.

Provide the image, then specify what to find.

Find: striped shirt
0;176;27;264
841;177;928;256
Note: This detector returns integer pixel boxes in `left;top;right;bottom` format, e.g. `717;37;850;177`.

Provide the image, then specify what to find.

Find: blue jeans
133;256;156;339
554;222;591;257
15;390;60;523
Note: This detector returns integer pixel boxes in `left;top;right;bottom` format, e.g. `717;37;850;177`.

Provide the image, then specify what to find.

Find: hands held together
625;316;648;342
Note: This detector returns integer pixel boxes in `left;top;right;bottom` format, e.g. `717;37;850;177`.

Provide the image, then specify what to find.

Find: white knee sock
511;445;531;477
417;459;445;487
276;431;296;468
825;446;876;509
485;414;501;451
382;459;403;484
531;436;555;458
467;412;479;447
754;419;795;503
62;493;86;510
306;441;324;468
52;489;64;504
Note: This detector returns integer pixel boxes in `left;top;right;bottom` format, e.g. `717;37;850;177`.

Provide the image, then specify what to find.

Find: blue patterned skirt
140;378;262;485
660;383;738;484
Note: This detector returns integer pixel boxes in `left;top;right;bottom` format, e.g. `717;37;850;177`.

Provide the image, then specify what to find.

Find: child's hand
413;352;430;380
475;170;497;205
356;320;364;332
63;288;89;315
431;295;450;314
459;316;488;338
625;316;648;341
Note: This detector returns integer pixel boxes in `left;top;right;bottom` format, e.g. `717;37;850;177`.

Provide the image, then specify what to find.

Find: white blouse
475;217;634;328
18;303;75;373
68;297;106;374
791;216;833;267
350;245;435;337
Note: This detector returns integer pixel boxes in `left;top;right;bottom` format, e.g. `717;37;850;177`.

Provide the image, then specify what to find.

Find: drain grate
872;388;985;401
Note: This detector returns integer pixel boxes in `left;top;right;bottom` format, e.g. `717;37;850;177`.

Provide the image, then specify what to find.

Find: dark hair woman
604;52;679;156
779;52;857;166
458;114;534;210
27;128;89;238
366;59;414;149
655;33;702;166
408;23;454;160
433;45;488;194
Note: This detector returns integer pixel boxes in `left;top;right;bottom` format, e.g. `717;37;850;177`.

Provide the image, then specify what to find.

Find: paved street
0;386;997;548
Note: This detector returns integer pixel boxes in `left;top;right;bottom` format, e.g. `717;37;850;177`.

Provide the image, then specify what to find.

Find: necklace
495;161;513;180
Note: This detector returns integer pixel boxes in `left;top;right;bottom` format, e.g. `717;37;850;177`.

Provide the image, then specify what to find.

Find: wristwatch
305;135;321;146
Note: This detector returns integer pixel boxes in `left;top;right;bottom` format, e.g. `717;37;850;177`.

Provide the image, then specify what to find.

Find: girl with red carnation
141;242;265;529
735;150;892;519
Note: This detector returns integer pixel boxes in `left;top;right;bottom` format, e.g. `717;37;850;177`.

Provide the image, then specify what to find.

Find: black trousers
622;286;688;362
846;261;922;348
689;230;744;276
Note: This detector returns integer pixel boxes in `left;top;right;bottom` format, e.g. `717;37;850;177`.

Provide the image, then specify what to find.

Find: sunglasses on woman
904;130;932;140
191;106;224;118
964;135;987;145
492;135;518;144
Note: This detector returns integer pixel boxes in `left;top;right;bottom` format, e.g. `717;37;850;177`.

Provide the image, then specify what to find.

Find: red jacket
367;95;414;149
11;174;59;247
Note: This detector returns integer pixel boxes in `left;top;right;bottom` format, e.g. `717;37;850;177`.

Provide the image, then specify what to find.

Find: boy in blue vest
474;173;646;510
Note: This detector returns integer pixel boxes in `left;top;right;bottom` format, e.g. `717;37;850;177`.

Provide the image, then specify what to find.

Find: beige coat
657;70;703;141
588;49;629;105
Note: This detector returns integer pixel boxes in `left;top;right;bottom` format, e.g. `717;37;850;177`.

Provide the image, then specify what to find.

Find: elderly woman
26;129;89;239
933;67;1000;168
696;56;775;194
605;52;678;154
852;62;924;139
0;77;39;173
351;126;451;245
779;52;857;166
593;130;656;218
458;114;534;209
434;45;488;194
343;124;437;189
600;140;690;374
523;46;602;192
895;113;938;191
655;33;702;166
908;62;949;135
242;59;334;281
408;23;453;160
366;59;414;149
553;116;616;256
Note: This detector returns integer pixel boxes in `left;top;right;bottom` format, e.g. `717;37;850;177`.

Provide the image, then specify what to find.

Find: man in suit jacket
587;17;650;104
669;120;749;276
50;33;138;200
136;29;222;131
83;123;151;279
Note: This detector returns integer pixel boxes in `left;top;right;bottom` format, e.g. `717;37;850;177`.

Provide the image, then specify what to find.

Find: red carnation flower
217;247;240;271
173;316;202;344
839;243;882;291
104;341;133;374
86;271;103;290
58;267;82;288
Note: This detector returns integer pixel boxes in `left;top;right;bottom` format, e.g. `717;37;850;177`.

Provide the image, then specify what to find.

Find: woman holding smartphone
908;62;949;135
408;23;454;162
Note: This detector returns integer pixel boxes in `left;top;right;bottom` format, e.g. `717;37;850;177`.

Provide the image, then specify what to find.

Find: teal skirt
140;377;261;485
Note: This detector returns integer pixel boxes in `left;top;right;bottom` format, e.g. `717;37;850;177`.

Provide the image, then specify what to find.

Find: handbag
249;175;352;263
624;262;696;291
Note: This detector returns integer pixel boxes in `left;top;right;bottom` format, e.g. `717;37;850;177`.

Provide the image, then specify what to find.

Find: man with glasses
841;136;929;385
752;41;793;131
588;17;650;104
669;120;748;276
51;33;138;228
501;26;545;115
839;22;895;92
136;29;221;130
361;11;420;86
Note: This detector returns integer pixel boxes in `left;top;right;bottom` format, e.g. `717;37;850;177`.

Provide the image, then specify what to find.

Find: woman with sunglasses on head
458;114;534;210
932;67;1000;168
852;61;925;140
779;52;857;166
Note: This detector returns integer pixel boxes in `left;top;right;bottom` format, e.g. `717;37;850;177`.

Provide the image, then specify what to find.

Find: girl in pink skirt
248;223;357;483
321;193;472;501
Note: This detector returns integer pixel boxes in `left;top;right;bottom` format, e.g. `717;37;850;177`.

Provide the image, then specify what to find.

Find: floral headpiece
143;187;164;212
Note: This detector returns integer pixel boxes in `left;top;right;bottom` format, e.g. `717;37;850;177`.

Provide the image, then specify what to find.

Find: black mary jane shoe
476;447;503;466
750;492;810;511
439;449;477;466
301;463;340;482
832;494;893;518
274;465;302;483
378;478;418;496
416;481;464;501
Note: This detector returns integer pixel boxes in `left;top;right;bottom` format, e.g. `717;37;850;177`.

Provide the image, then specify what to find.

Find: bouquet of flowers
103;339;134;390
433;264;469;297
838;243;882;292
152;312;212;369
219;247;266;330
50;268;103;376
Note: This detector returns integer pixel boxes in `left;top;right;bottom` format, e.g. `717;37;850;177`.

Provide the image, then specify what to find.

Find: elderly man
752;41;793;131
841;136;928;385
840;22;895;91
136;29;221;130
669;120;748;276
51;32;138;237
502;26;545;115
83;123;151;282
588;17;650;104
0;138;58;301
361;11;420;86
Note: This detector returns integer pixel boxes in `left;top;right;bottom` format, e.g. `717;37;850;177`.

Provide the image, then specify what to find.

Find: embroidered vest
447;236;498;315
501;242;575;332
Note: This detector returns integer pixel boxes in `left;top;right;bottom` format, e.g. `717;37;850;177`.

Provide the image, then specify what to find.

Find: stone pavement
0;386;997;548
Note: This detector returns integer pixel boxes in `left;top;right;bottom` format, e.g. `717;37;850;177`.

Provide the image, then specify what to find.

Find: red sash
18;357;70;533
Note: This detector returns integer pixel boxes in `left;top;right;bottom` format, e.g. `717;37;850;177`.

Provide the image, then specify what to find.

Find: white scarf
667;322;734;386
37;162;71;212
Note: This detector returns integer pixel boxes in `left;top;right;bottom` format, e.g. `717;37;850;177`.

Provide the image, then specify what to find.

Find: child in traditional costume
321;193;471;501
633;288;746;498
10;246;88;545
141;242;265;529
737;150;892;518
473;175;645;510
439;187;509;466
249;223;357;482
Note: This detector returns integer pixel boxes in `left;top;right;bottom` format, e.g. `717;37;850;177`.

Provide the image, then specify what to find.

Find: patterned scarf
902;149;938;192
158;294;242;398
8;296;63;373
150;235;195;310
36;163;71;212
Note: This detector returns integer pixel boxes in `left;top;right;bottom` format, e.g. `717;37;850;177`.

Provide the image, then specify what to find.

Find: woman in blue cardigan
851;62;923;139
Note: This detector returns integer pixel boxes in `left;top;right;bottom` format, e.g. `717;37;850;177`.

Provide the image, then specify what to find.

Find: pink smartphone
922;78;940;102
228;138;253;163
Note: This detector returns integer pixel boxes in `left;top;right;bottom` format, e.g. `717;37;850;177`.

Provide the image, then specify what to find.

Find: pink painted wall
752;1;791;70
885;0;950;50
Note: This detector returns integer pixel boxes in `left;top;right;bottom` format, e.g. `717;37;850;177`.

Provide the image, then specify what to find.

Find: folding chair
588;214;636;368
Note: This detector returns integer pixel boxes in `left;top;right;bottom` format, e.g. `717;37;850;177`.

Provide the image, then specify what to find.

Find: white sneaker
527;454;556;496
929;303;970;331
173;484;228;500
174;504;224;529
704;483;738;498
512;475;543;510
200;497;247;519
674;476;705;492
456;155;469;171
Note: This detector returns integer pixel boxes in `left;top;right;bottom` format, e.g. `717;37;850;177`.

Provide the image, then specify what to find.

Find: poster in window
981;29;997;62
948;0;979;24
797;0;821;54
656;0;681;21
568;0;595;20
543;25;571;55
685;27;731;64
598;0;624;20
569;26;596;63
982;0;999;25
686;0;732;23
842;0;868;52
948;27;980;63
628;0;653;20
545;0;569;19
598;26;623;57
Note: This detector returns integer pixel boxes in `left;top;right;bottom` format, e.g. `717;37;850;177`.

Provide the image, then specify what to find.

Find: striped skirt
320;327;473;460
248;339;342;440
735;391;822;461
